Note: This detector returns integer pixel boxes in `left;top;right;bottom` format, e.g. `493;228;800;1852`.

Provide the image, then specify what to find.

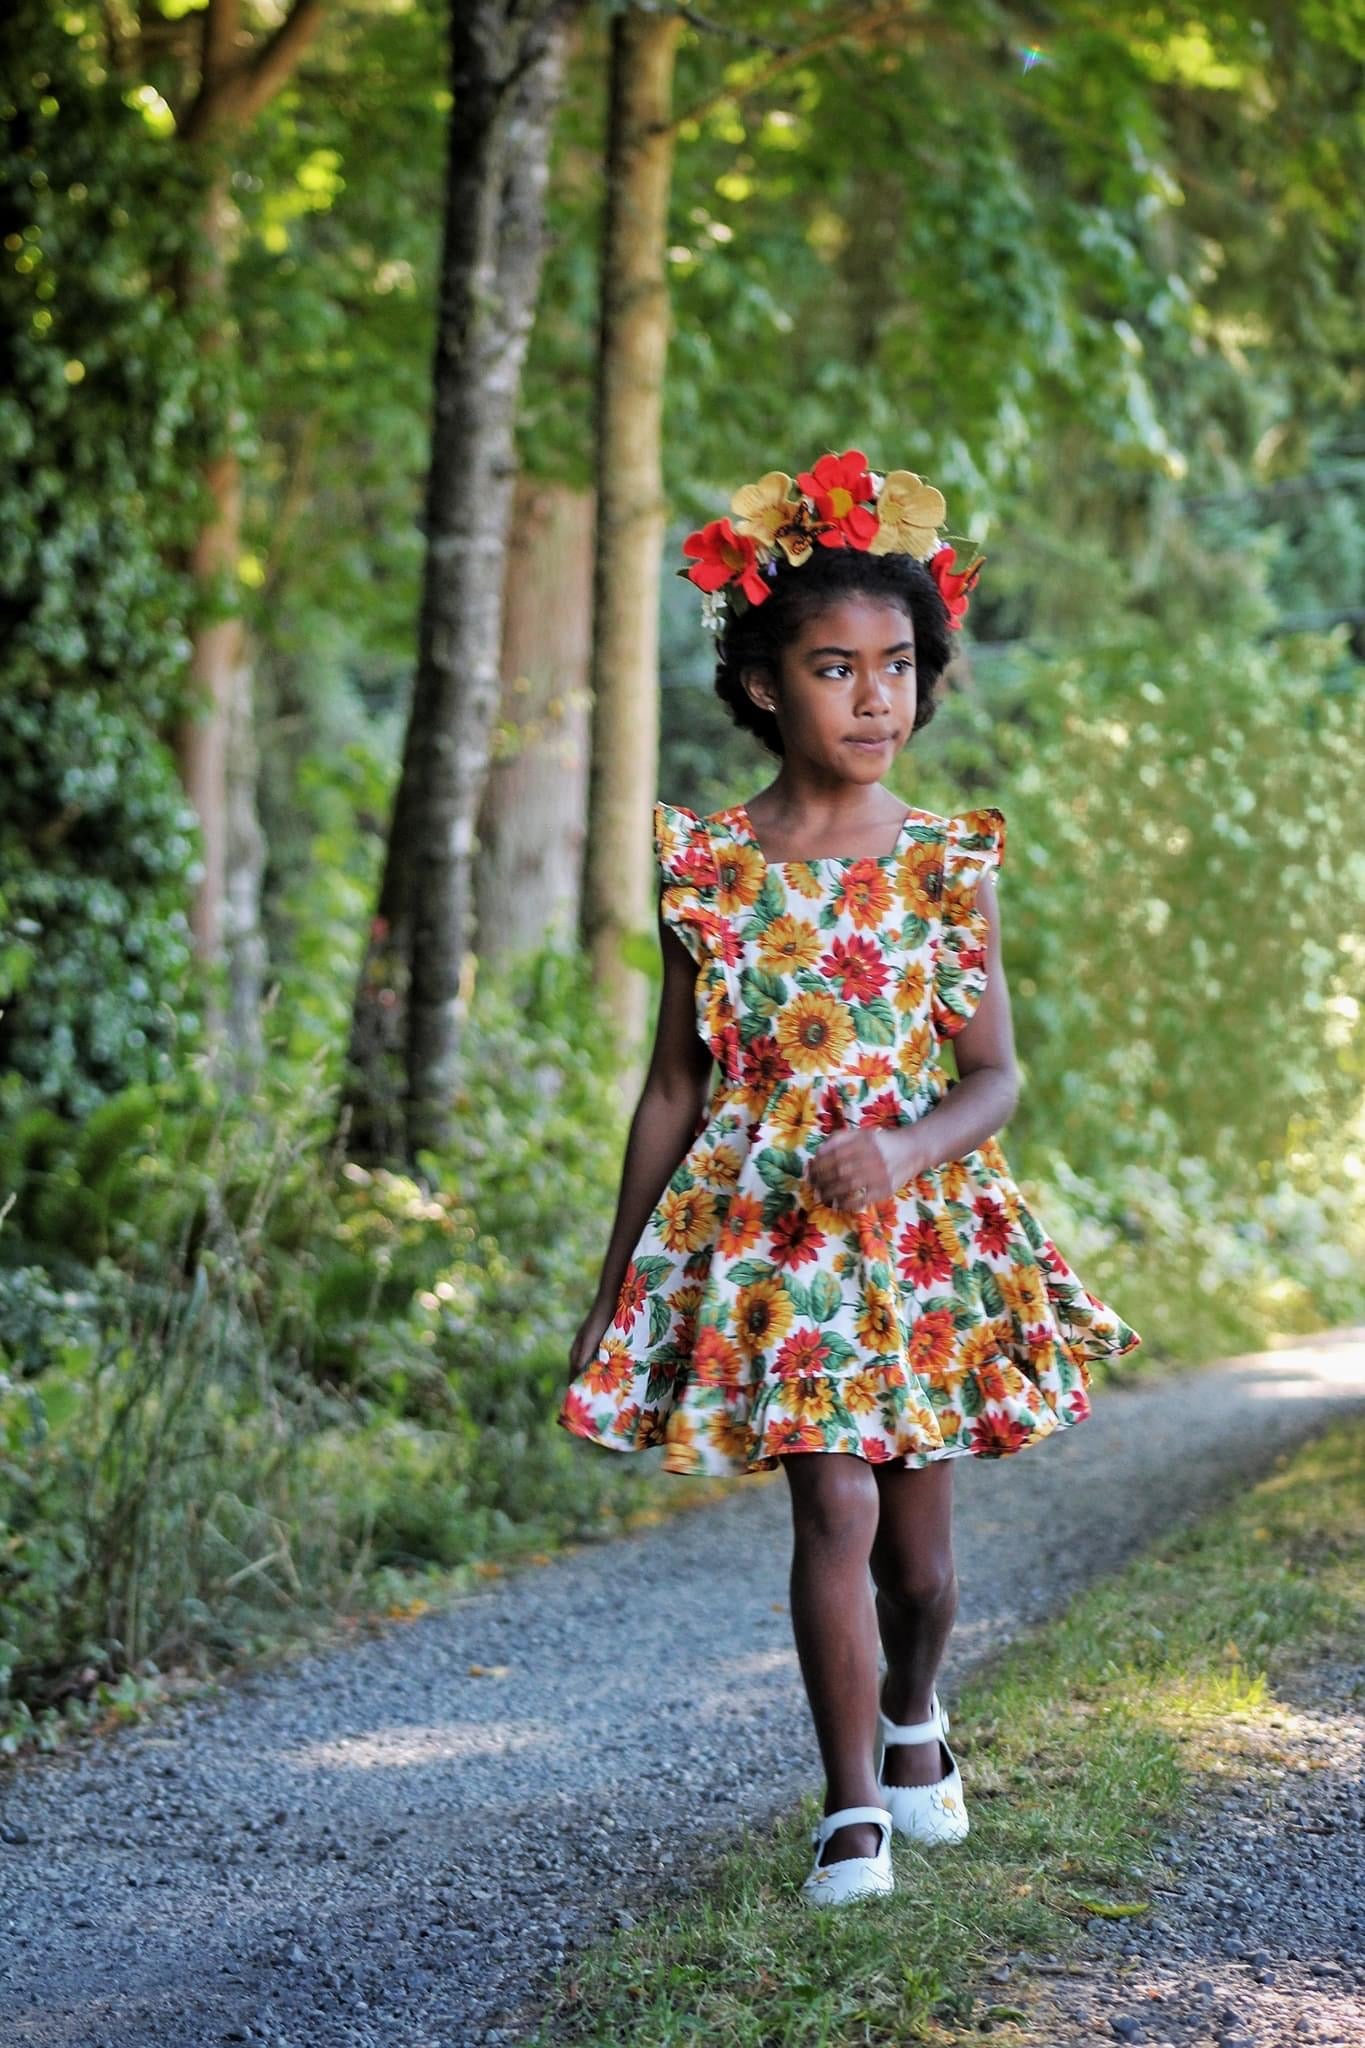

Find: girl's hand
808;1125;922;1210
567;1295;616;1385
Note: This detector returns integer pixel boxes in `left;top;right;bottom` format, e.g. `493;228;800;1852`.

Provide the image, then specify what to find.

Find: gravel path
1;1328;1362;2048
1014;1652;1364;2048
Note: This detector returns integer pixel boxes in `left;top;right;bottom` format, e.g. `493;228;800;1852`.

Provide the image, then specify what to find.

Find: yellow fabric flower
714;843;766;914
730;471;815;566
770;1085;818;1148
868;470;947;560
757;913;823;973
776;989;855;1074
658;1184;718;1253
735;1275;795;1358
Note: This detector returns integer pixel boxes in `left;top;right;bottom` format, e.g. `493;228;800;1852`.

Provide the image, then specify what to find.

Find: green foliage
0;5;207;1112
0;943;653;1753
0;690;199;1114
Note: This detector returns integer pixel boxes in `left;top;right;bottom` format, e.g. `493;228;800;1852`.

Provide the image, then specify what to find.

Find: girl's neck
743;772;911;863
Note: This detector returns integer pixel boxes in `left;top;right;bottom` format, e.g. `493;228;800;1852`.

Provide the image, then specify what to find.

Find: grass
524;1412;1365;2047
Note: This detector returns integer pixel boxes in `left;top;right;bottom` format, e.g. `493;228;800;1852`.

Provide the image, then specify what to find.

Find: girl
558;450;1142;1909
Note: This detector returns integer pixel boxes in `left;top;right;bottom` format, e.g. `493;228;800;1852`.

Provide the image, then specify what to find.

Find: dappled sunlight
280;1719;554;1773
687;1646;800;1723
1217;1332;1365;1398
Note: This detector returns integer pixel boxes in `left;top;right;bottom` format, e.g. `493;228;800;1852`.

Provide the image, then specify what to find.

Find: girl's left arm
809;873;1022;1208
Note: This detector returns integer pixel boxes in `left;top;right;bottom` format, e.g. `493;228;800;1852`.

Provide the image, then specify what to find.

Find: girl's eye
816;660;914;679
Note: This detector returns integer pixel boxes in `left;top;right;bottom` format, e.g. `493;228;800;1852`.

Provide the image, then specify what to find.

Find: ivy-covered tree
0;7;204;1114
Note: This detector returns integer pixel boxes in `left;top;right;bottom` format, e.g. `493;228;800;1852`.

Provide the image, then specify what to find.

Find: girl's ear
740;661;778;717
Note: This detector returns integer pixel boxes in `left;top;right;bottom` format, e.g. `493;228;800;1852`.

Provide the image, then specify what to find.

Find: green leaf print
728;1258;777;1287
951;1264;979;1306
900;911;931;947
756;1147;805;1190
739;965;788;1018
783;1278;812;1316
743;871;786;935
808;1270;843;1322
850;995;898;1044
635;1256;673;1288
958;1372;984;1418
975;1260;1006;1316
648;1294;672;1344
819;1331;859;1370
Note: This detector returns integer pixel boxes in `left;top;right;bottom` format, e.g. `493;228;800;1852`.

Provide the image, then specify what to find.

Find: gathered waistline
701;1066;951;1132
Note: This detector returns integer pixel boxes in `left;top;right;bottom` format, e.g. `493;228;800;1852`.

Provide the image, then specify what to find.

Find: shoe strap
879;1690;946;1745
812;1803;892;1847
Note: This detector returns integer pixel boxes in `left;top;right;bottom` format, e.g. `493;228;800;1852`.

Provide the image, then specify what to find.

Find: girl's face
741;593;917;783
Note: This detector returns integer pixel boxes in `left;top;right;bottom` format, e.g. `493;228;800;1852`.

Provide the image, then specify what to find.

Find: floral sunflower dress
558;799;1141;1479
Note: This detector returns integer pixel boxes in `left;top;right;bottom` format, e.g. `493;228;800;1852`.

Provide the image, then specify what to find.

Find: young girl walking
558;449;1142;1908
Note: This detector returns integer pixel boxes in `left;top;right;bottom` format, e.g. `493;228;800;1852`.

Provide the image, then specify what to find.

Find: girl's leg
868;1459;958;1787
781;1450;885;1865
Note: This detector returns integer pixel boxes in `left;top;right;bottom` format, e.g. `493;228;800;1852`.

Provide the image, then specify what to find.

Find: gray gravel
1016;1653;1364;2048
1;1327;1362;2048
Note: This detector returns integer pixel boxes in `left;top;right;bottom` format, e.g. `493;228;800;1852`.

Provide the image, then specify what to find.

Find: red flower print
742;1032;793;1100
1067;1387;1091;1423
907;1307;957;1378
972;1199;1012;1257
861;1090;902;1129
712;1022;743;1079
861;1436;893;1463
976;1359;1012;1404
970;1410;1032;1456
836;861;894;931
585;1345;633;1397
816;1084;849;1134
897;1217;956;1287
610;1400;643;1440
796;449;878;550
613;1262;648;1330
675;843;721;891
692;1325;744;1388
717;1190;764;1256
819;933;888;1002
560;1387;595;1435
770;1209;826;1270
927;544;984;630
774;1327;832;1378
682;517;770;604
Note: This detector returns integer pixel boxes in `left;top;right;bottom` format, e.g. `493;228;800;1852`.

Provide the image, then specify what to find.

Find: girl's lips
845;735;894;749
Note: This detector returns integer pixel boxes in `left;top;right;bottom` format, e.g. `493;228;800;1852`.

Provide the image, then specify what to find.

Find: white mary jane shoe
800;1803;895;1909
874;1689;970;1845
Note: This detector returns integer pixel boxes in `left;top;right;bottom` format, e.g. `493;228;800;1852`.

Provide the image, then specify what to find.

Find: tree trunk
475;477;594;960
341;0;583;1167
582;7;682;1063
169;0;325;1060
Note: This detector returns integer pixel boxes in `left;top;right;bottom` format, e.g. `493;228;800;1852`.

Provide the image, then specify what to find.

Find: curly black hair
713;548;955;758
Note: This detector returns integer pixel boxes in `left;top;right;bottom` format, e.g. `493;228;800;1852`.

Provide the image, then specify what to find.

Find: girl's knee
783;1451;879;1553
871;1548;958;1612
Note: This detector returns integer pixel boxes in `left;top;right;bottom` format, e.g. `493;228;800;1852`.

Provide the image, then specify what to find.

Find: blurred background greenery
1;0;1361;1755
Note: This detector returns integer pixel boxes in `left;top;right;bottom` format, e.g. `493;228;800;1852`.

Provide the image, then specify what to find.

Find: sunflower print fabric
558;799;1141;1478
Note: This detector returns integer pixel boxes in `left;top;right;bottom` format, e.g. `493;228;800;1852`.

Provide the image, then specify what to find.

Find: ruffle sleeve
654;800;724;971
930;805;1006;1039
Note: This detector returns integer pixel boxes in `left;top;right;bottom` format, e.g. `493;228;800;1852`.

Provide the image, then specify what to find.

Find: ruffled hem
930;805;1006;1039
556;1284;1122;1479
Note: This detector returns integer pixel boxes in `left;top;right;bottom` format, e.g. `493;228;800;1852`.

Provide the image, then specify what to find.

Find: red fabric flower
796;449;879;550
681;517;770;604
928;545;984;630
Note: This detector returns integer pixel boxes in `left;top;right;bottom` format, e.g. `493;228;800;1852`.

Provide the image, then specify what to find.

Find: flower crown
679;448;985;634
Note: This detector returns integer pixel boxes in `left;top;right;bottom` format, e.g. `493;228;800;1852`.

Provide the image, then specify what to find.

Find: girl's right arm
567;913;715;1381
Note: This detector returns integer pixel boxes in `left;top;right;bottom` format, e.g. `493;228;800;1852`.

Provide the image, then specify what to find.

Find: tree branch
668;0;941;133
180;0;327;142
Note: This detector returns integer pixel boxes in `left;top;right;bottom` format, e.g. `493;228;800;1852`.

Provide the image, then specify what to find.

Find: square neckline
719;800;931;872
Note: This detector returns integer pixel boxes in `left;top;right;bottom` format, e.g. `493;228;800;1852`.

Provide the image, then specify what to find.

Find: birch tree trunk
341;0;584;1167
582;7;682;1062
475;477;594;960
